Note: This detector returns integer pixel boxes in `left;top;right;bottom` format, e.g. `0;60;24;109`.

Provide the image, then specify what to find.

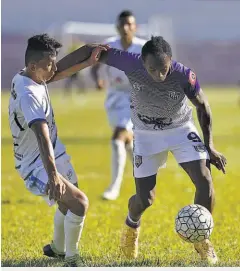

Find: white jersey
102;36;146;110
8;71;66;180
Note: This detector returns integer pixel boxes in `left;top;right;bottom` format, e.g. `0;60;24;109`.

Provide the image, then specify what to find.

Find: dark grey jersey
103;49;200;131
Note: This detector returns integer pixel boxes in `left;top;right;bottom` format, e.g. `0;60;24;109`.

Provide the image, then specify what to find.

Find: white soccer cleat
102;188;120;200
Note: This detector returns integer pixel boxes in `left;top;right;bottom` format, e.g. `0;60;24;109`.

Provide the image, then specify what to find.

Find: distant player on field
8;34;107;266
91;10;147;200
69;36;227;264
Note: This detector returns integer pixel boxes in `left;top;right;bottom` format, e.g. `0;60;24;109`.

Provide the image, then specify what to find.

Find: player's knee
138;190;155;210
70;191;89;217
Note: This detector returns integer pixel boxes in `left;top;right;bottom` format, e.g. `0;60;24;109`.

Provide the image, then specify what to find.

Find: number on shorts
187;132;201;142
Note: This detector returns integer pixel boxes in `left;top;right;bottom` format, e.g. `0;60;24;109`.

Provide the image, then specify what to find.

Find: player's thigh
180;159;213;189
112;126;133;142
55;154;78;187
133;151;168;179
24;166;53;206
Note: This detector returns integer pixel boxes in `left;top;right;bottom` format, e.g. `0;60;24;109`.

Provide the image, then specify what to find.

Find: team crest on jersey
132;82;143;92
134;155;142;168
168;91;180;100
189;71;196;86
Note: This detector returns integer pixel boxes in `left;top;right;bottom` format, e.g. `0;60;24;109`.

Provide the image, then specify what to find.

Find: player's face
117;16;137;41
143;54;172;82
33;52;57;83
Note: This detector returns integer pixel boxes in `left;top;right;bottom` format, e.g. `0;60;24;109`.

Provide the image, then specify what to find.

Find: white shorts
24;153;77;206
133;122;209;178
106;107;133;131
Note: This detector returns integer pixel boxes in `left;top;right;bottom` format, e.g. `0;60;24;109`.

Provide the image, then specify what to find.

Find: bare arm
190;89;227;173
48;44;109;83
31;120;65;199
190;89;213;148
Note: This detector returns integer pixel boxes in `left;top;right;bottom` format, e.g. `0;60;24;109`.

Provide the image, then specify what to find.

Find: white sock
109;139;127;192
126;140;133;160
53;208;65;254
64;210;85;257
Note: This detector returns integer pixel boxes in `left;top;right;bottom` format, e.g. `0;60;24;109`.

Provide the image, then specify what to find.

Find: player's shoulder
132;37;147;46
103;36;119;45
171;60;198;89
172;60;197;81
12;70;42;99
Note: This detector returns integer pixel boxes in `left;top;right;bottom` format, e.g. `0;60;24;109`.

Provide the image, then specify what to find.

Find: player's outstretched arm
48;44;109;83
189;89;227;173
30;121;66;200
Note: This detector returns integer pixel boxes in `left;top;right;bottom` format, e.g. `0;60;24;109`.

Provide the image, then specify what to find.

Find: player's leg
42;154;88;266
180;159;215;213
103;108;133;200
172;127;217;264
120;152;167;258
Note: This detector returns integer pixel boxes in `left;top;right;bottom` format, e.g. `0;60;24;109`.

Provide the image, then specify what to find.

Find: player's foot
120;224;140;259
102;188;119;200
194;239;218;265
64;254;85;267
43;243;65;259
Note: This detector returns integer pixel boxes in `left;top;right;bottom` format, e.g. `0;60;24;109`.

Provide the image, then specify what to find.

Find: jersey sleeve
184;69;201;99
20;93;46;127
101;48;141;74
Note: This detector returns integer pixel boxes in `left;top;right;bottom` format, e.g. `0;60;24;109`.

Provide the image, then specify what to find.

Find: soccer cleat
64;254;85;267
194;239;218;265
102;188;120;201
43;243;65;259
120;224;140;259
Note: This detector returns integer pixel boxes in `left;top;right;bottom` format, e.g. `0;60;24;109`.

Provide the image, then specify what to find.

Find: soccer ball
175;204;214;243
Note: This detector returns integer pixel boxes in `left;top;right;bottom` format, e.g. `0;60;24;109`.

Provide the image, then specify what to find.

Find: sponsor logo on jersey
138;114;173;130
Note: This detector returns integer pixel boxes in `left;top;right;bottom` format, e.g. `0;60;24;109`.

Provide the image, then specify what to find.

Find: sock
64;210;85;257
126;213;141;229
109;139;127;191
126;140;133;159
52;208;65;254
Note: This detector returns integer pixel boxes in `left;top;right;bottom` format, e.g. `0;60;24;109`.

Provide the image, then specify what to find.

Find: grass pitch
1;88;240;267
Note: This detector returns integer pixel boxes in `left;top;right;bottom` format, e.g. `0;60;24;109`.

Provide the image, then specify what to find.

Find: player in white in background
91;10;147;200
8;34;107;266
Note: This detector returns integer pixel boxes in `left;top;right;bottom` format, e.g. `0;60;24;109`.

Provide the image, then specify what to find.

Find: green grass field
1;88;240;267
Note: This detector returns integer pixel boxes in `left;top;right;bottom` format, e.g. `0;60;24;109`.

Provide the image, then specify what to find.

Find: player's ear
29;62;36;72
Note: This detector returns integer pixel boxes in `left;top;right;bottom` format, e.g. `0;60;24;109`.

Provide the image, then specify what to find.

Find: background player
8;34;107;266
91;10;146;200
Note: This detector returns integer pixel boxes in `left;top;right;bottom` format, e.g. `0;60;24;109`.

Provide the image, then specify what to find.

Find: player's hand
48;173;66;201
88;44;110;66
97;79;105;90
207;147;227;174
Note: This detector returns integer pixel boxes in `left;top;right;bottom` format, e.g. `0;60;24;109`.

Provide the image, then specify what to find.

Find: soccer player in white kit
8;34;107;266
91;10;146;200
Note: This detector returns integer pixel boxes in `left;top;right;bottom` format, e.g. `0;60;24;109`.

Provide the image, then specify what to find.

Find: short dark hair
117;10;134;21
141;36;172;61
25;33;62;66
